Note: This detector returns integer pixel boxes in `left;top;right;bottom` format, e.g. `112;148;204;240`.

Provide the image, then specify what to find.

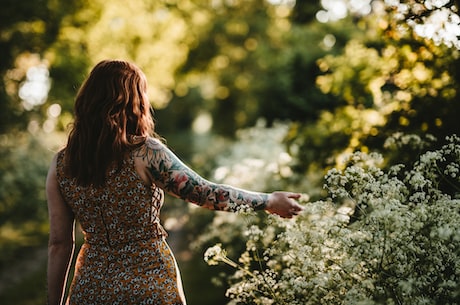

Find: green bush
0;132;55;265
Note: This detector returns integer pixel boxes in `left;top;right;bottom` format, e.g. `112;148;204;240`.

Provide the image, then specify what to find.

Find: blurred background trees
1;0;459;304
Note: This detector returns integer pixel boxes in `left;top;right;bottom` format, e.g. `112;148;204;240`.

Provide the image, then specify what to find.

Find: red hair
64;60;157;186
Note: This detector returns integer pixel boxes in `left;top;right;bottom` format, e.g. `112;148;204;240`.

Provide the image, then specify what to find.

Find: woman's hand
265;191;304;218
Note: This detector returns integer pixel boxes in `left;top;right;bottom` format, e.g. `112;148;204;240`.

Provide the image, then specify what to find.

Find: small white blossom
204;243;225;266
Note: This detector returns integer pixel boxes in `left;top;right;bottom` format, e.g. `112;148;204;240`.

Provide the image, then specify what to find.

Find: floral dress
55;138;268;305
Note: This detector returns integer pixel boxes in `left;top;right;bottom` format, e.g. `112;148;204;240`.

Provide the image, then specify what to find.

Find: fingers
286;205;303;218
279;200;304;219
285;193;304;218
287;192;302;200
288;193;304;213
266;191;305;219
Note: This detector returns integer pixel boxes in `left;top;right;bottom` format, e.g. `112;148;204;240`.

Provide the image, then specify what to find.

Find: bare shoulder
131;137;168;184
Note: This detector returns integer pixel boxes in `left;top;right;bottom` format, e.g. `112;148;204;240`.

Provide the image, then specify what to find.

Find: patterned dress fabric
56;150;185;305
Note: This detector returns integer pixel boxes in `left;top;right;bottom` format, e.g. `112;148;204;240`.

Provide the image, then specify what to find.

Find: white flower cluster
383;132;436;150
204;243;226;266
204;134;460;305
234;203;254;215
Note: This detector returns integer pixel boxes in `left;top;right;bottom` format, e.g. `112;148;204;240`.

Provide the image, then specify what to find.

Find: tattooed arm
134;137;303;217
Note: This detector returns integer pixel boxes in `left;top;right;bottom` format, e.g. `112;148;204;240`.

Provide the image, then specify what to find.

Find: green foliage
2;1;460;304
317;37;460;136
0;0;84;133
286;4;460;173
204;135;460;304
0;132;55;270
0;261;47;305
0;132;52;225
170;0;332;136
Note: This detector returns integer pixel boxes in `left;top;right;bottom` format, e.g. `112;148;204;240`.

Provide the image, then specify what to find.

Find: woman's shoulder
131;136;166;160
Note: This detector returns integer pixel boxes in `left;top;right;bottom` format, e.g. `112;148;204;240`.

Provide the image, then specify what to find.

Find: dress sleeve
136;137;268;212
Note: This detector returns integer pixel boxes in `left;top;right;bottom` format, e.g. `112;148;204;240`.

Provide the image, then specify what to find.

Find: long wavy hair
64;60;157;186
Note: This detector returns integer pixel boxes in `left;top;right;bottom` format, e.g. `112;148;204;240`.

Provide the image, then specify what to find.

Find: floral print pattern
56;151;184;305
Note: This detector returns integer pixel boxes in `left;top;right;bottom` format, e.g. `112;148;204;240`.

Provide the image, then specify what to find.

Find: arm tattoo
133;138;267;211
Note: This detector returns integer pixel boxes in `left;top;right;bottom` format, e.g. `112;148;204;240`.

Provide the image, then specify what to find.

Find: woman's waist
82;223;168;249
77;237;172;271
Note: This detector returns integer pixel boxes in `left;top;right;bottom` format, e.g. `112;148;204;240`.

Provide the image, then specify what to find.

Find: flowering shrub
204;135;460;305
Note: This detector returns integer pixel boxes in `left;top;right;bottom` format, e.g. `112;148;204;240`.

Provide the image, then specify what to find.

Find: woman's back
56;148;166;245
55;148;184;305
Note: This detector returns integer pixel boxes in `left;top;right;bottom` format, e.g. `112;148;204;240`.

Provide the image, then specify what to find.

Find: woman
46;60;303;305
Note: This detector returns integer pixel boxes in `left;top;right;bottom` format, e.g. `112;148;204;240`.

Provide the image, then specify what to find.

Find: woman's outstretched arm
46;155;75;305
134;137;303;217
